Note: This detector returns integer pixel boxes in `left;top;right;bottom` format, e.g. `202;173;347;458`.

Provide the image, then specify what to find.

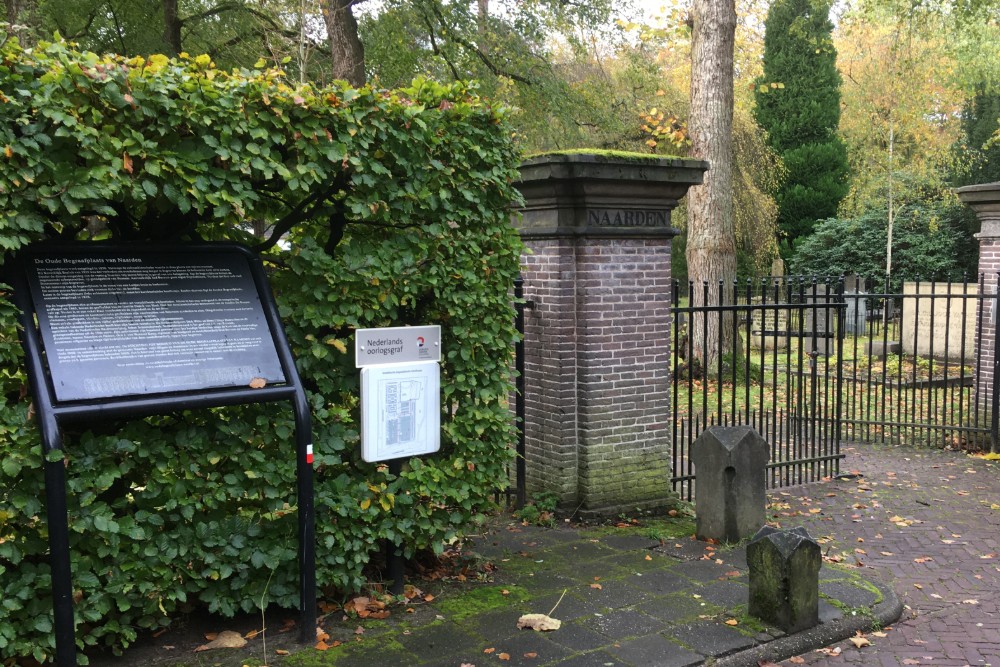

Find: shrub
0;38;521;661
789;201;978;290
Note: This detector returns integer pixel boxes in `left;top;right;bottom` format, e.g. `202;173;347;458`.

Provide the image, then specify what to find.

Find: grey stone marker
747;526;821;633
844;273;868;335
691;426;769;542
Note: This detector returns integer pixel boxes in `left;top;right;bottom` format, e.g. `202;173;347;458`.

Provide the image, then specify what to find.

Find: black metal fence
671;275;999;500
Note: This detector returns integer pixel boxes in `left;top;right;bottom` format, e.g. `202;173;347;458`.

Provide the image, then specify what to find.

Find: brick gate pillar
513;153;707;516
958;182;1000;442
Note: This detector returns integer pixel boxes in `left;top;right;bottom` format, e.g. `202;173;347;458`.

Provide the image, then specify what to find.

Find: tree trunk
321;0;366;86
477;0;489;54
162;0;182;55
686;0;738;374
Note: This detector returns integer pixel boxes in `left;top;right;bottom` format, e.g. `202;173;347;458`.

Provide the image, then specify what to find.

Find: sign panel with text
25;248;285;402
355;325;441;367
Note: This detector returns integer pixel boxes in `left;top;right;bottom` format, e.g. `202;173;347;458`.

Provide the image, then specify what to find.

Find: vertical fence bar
513;274;527;509
992;273;1000;453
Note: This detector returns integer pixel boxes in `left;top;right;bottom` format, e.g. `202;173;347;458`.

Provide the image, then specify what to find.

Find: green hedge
0;38;522;662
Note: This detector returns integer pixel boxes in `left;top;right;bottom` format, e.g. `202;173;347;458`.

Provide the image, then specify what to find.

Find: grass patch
577;517;696;542
432;585;530;621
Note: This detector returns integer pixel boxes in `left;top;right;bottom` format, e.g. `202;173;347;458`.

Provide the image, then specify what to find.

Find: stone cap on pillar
514;151;708;240
957;182;1000;238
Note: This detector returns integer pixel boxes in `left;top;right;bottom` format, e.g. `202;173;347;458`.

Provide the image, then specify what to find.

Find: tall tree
686;0;737;370
35;0;299;69
753;0;848;256
321;0;365;85
953;85;1000;187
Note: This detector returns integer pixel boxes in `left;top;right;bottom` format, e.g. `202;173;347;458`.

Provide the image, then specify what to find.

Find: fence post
514;274;527;508
957;182;1000;448
992;273;1000;453
512;153;706;516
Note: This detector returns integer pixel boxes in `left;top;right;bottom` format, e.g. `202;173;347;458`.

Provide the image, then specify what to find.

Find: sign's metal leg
294;397;317;643
42;440;77;666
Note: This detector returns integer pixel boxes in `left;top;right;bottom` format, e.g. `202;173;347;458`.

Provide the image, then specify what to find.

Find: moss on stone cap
524;148;686;162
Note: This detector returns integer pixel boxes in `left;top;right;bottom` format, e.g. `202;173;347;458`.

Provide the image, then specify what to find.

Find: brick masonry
520;236;673;513
513;153;707;516
959;183;1000;416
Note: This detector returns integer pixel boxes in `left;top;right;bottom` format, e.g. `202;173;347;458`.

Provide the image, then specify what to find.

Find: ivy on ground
0;37;522;662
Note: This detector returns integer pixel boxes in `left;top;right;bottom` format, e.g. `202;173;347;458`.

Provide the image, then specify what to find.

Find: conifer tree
753;0;849;255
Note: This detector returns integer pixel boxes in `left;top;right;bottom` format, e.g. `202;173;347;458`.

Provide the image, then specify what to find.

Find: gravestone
747;526;821;633
750;299;789;351
803;284;833;356
843;273;867;335
691;425;769;542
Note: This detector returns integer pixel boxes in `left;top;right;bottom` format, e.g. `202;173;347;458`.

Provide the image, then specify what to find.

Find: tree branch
425;2;533;85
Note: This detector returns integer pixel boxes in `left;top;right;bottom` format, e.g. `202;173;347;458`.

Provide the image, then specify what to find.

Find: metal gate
670;275;997;501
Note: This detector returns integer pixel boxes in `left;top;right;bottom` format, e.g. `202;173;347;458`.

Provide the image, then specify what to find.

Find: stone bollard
690;425;769;542
747;526;821;633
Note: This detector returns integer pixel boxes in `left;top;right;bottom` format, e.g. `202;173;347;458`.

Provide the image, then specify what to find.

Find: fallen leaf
276;649;290;655
316;628;330;642
245;628;264;640
902;660;921;665
724;619;738;626
849;636;871;648
499;653;511;661
517;614;562;631
248;377;267;389
315;640;330;651
590;583;602;590
524;652;538;658
645;554;652;561
484;647;496;654
962;599;979;604
788;657;805;664
194;631;246;652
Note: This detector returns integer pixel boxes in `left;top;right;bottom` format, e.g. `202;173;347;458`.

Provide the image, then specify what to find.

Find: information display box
360;361;440;463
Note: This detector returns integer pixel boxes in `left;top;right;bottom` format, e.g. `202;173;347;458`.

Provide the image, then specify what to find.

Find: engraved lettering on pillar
586;209;668;227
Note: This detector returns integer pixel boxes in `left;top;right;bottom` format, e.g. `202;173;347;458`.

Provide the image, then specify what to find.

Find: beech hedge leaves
0;38;522;662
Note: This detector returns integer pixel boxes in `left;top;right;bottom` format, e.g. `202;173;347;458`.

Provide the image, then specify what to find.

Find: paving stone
458;606;528;641
818;598;844;623
663;620;758;656
655;539;713;562
586;608;662;639
576;578;652;610
625;568;690;595
547;539;619;561
607;633;703;667
479;631;574;666
820;579;881;608
550;650;630;666
600;534;662;551
676;558;733;584
395;621;480;655
545;621;617;652
696;579;749;609
634;593;709;623
529;591;600;622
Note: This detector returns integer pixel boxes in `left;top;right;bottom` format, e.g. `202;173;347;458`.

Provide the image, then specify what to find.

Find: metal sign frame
7;242;316;666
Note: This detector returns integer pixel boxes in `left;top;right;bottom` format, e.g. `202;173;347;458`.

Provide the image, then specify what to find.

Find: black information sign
25;249;286;401
9;243;315;667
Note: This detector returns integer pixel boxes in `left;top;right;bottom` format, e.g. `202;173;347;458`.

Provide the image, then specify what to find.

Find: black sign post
8;243;317;666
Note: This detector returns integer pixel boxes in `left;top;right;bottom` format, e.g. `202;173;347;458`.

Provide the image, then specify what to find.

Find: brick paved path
772;441;1000;666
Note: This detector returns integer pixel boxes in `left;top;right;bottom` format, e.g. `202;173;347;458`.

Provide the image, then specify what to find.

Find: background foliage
790;199;979;290
0;37;521;662
753;0;848;255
